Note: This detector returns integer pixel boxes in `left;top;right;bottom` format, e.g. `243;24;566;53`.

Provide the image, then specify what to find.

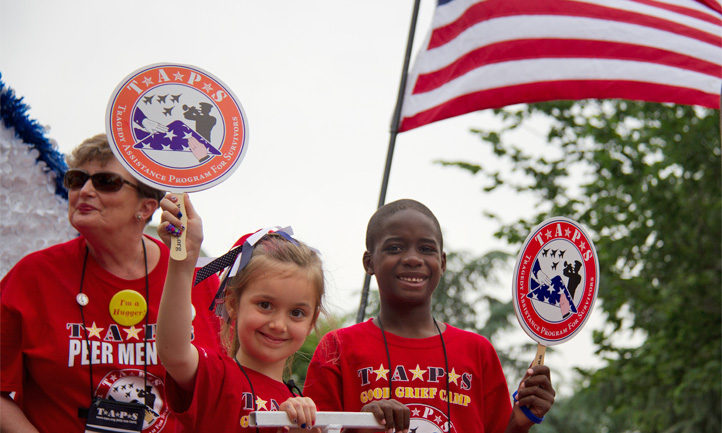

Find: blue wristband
512;391;545;424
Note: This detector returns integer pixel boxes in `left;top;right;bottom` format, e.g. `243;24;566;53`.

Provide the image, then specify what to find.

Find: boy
304;199;555;433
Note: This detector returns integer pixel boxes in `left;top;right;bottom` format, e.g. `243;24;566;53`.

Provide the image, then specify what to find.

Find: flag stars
255;396;268;410
86;322;104;339
448;368;461;385
124;325;142;340
164;130;177;141
409;365;426;381
373;364;389;381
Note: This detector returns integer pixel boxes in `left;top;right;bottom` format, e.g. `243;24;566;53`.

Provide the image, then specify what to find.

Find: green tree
289;314;345;388
439;100;721;432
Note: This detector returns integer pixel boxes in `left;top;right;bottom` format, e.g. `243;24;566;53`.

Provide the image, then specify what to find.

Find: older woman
1;134;221;432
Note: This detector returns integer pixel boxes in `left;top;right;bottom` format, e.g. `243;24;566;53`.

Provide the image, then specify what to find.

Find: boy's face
363;208;446;309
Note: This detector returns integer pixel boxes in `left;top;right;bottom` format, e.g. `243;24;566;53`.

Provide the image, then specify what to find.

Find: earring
136;214;142;220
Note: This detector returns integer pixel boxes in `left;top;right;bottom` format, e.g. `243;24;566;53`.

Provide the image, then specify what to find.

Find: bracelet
512;391;545;424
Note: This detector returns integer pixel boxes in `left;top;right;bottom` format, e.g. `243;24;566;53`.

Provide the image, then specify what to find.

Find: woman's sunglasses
63;169;139;193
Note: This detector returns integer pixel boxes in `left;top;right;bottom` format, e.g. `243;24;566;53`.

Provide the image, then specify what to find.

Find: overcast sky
2;0;611;392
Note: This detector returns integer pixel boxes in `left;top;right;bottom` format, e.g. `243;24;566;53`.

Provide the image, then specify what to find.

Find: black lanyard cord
235;359;260;433
77;239;149;412
433;317;452;429
377;317;395;397
377;316;452;429
78;247;93;401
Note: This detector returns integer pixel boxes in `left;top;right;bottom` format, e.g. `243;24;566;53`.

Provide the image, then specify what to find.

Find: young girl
156;194;325;432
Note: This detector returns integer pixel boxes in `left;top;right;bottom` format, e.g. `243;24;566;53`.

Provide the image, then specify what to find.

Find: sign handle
534;343;546;366
169;193;188;260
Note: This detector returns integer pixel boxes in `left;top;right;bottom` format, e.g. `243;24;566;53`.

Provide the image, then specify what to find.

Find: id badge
84;398;146;433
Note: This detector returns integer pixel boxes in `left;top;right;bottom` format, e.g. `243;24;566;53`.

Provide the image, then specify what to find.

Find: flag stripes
399;0;722;132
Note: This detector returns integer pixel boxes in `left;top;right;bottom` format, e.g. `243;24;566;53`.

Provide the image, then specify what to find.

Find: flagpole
356;0;422;324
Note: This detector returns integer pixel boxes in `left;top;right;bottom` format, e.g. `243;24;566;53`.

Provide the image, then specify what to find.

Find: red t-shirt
166;346;294;432
1;236;222;433
304;319;512;433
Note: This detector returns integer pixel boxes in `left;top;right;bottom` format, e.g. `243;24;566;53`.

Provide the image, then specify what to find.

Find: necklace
377;316;452;430
77;239;149;416
235;359;303;433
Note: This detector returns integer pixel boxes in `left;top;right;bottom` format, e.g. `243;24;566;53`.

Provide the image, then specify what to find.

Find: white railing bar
250;411;384;433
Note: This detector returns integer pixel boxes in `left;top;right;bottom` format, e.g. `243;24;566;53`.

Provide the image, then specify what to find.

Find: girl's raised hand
278;397;320;433
157;193;203;263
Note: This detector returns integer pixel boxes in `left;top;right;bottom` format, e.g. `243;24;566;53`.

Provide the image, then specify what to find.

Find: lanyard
77;240;149;413
377;316;452;429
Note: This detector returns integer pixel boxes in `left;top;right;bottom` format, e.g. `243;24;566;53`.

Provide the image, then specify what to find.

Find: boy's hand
511;366;555;429
279;397;320;432
361;399;409;433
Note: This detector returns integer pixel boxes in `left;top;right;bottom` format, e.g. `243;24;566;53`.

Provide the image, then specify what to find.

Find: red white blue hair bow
193;226;298;320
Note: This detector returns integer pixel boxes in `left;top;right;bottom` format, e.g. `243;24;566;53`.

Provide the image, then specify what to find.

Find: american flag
399;0;722;132
529;259;578;313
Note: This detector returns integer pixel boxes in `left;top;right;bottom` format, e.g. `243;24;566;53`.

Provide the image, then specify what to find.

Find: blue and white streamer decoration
1;77;78;277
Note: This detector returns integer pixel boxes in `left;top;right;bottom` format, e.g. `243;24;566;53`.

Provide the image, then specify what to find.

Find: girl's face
228;265;318;379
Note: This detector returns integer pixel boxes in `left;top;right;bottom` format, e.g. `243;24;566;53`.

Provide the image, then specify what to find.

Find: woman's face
67;158;144;235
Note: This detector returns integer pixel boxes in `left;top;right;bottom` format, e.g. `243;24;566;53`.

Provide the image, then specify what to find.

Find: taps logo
106;63;248;192
96;369;168;433
513;217;599;346
408;403;456;433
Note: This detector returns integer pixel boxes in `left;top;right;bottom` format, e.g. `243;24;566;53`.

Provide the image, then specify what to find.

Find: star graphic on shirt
447;368;461;386
434;415;442;424
142;76;154;87
545;229;552;239
86;322;104;339
202;82;214;93
409;365;426;381
579;241;587;251
373;364;389;381
124;325;142;340
565;227;571;237
255;396;268;410
411;408;421;417
173;71;184;81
